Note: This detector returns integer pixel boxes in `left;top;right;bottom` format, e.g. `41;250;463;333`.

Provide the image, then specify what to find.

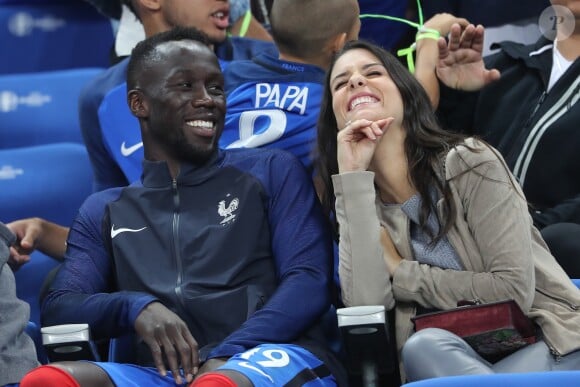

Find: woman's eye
367;71;381;77
334;81;347;91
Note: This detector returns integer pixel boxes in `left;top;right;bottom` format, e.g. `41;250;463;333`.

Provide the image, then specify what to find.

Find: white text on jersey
254;84;309;115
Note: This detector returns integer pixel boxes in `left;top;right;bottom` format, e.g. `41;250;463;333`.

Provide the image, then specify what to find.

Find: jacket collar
141;150;225;188
491;37;553;86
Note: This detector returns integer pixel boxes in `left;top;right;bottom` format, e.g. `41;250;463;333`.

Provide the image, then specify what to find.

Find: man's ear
330;32;347;54
128;89;148;118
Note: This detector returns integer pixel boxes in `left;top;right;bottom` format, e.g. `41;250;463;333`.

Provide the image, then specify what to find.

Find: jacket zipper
514;76;580;185
172;178;185;305
532;287;576;358
403;217;417;340
522;91;547;130
536;287;579;311
544;337;563;361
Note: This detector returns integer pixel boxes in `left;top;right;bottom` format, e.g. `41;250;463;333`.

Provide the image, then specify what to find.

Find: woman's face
329;48;404;130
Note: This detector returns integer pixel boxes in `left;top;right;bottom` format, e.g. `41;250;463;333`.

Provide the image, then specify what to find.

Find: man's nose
192;93;215;107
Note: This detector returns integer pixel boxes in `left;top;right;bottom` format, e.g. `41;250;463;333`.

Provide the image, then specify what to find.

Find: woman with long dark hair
315;39;580;382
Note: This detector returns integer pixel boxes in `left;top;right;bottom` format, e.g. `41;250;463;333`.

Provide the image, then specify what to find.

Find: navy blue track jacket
42;148;340;368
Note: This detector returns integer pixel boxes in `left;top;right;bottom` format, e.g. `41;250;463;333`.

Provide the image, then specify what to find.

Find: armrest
337;306;395;387
41;323;101;362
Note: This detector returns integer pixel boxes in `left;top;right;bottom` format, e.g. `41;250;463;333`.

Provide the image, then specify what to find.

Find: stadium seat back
0;143;93;225
0;1;113;74
0;68;104;148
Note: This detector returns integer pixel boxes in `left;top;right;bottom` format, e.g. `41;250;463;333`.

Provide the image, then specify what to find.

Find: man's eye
180;82;192;88
208;85;224;94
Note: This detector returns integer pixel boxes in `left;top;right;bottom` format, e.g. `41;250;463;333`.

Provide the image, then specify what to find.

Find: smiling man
20;27;346;387
80;0;277;192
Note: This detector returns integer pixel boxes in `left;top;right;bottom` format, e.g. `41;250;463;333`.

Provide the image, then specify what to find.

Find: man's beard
151;126;218;166
171;138;216;165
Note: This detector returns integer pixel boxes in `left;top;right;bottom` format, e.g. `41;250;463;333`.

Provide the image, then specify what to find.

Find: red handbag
411;299;537;362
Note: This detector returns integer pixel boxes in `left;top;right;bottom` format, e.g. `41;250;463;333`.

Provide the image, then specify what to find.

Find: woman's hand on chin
337;117;394;173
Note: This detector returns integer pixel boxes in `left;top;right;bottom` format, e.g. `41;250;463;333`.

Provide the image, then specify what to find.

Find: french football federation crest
218;196;239;225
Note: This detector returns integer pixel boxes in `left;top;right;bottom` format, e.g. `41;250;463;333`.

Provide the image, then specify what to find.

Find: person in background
83;0;272;60
434;0;580;277
422;0;549;56
227;0;272;42
20;27;346;387
0;222;40;387
220;0;361;172
315;39;580;383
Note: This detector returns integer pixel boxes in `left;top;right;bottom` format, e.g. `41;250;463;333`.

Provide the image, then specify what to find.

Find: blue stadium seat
403;372;580;387
573;279;580;289
0;1;113;73
0;68;104;148
0;143;93;225
16;252;60;330
3;143;93;357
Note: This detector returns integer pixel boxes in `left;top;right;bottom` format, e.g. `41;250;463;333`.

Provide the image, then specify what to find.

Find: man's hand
422;13;468;37
436;23;500;91
6;218;42;270
6;217;68;270
6;218;65;270
414;13;469;108
135;302;199;385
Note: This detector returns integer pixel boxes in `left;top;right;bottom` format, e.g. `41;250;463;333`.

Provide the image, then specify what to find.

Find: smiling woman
315;39;580;383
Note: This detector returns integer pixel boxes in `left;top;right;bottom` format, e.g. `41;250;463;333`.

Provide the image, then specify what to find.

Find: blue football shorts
93;343;337;386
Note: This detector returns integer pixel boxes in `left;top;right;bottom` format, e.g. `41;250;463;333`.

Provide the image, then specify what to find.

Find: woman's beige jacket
332;138;580;358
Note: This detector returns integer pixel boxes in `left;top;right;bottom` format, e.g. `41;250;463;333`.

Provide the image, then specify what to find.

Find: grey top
399;193;463;271
0;222;39;385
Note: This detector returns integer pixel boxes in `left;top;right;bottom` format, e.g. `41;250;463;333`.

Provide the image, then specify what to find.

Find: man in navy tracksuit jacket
20;28;345;387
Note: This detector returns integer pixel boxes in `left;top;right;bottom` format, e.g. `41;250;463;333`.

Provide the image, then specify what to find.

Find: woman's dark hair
315;40;467;242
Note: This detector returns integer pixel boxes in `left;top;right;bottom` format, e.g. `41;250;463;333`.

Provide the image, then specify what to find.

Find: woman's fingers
340;118;393;142
376;117;394;131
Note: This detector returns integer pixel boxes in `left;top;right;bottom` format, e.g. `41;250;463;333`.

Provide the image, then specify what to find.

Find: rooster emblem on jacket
218;197;239;225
